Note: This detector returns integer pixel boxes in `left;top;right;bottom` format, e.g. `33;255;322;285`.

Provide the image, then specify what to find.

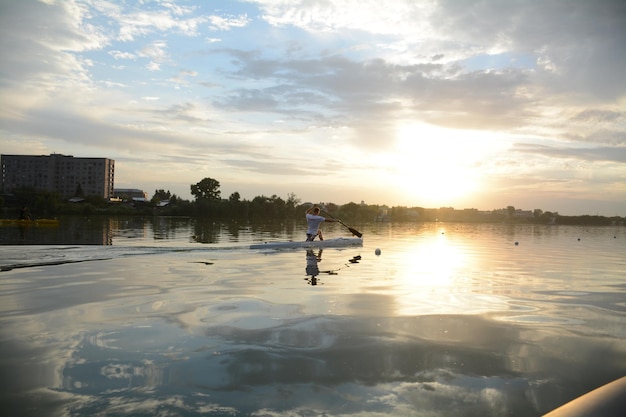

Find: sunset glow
1;1;624;215
391;123;483;206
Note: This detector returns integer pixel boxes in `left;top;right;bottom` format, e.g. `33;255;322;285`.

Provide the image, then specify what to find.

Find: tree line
154;178;383;222
1;178;623;226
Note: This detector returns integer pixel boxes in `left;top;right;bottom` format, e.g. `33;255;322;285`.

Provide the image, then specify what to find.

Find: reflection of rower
305;249;323;285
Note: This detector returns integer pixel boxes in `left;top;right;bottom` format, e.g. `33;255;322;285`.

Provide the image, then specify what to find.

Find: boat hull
250;237;362;250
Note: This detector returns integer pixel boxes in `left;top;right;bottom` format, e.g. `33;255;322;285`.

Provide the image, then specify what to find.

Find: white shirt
306;213;326;235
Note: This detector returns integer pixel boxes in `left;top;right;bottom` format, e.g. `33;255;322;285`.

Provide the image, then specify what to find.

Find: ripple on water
498;314;586;325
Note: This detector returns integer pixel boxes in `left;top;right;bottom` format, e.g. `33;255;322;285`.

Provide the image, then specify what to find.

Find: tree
286;192;299;206
229;191;241;203
151;189;172;205
152;189;171;201
507;206;516;217
191;177;221;201
339;202;360;220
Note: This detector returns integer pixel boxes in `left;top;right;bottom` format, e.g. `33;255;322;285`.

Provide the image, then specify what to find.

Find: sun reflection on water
379;230;491;316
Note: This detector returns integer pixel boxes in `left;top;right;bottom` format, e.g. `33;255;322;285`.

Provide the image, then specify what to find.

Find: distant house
513;209;534;218
114;188;148;202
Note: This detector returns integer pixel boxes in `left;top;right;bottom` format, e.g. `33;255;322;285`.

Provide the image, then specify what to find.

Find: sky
1;0;625;216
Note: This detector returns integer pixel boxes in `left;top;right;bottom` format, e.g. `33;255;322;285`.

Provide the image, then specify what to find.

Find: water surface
1;218;624;416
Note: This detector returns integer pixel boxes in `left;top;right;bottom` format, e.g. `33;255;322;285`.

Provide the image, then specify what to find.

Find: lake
1;217;625;416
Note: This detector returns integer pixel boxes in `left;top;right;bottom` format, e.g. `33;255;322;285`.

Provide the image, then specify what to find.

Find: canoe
543;376;626;417
250;237;363;250
0;218;60;226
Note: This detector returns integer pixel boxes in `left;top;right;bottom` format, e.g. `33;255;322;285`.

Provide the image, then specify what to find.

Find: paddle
322;210;363;238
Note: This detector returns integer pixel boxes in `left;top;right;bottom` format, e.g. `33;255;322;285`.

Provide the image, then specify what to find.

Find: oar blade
348;227;363;238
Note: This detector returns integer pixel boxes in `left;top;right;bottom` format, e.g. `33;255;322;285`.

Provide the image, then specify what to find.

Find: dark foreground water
1;217;625;416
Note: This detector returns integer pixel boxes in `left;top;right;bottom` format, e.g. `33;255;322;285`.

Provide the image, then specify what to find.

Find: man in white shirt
305;206;339;241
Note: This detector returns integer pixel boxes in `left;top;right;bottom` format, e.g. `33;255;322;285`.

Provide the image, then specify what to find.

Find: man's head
313;207;320;215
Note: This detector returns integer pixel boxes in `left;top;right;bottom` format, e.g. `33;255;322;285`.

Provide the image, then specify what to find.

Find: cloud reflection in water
1;223;625;416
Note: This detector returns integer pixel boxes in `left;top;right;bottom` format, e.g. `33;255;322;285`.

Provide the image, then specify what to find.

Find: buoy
375;248;381;256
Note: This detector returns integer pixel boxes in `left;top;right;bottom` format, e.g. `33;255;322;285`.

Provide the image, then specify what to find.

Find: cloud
206;48;533;151
514;143;626;163
138;40;169;68
430;0;626;100
253;0;626;100
109;50;136;60
208;14;251;31
0;0;624;213
113;5;208;41
572;109;625;124
0;1;100;93
256;0;437;37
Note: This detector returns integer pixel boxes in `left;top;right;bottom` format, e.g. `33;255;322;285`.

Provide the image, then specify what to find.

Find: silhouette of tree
191;178;221;201
229;191;241;203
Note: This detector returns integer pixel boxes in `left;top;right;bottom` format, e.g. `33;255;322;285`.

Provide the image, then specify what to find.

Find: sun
390;123;485;206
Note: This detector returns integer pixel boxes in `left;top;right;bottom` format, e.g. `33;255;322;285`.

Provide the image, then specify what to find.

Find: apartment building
1;153;115;199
